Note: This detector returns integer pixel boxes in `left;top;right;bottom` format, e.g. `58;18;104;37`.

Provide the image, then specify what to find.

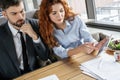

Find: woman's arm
53;42;96;59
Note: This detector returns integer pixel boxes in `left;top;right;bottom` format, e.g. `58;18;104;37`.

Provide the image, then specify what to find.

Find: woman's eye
52;12;56;15
60;8;64;12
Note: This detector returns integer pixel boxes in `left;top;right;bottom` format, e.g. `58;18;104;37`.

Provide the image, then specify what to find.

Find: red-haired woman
38;0;107;59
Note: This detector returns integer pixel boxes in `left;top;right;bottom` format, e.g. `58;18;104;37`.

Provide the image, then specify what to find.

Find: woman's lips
58;19;62;21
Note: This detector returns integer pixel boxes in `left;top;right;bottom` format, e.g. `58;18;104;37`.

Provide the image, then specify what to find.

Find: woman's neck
56;22;66;30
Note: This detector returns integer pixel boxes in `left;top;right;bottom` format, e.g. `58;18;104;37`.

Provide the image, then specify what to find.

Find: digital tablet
98;35;112;54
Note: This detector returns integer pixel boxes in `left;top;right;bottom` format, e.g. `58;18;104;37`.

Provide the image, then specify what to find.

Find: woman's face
49;3;65;25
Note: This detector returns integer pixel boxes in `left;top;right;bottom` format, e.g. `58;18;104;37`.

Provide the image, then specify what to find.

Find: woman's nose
57;12;62;18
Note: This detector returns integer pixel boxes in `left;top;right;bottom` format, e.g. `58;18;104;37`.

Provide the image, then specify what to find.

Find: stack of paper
39;74;59;80
80;52;120;80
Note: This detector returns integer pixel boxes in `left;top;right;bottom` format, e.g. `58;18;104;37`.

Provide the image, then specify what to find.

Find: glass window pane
0;8;2;16
68;0;87;20
95;0;120;23
24;0;34;11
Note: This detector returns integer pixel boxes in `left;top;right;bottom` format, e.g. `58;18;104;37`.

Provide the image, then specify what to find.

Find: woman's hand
78;42;97;54
95;37;108;50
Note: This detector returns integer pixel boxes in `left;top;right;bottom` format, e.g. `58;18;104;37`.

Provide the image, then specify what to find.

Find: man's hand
20;23;38;40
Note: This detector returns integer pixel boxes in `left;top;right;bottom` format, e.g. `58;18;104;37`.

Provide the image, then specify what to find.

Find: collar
8;21;18;37
65;20;71;27
54;20;71;31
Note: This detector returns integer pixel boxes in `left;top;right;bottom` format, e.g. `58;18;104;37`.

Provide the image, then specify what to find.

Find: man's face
2;2;25;28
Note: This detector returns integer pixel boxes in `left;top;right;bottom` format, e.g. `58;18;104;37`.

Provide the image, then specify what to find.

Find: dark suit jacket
0;19;48;80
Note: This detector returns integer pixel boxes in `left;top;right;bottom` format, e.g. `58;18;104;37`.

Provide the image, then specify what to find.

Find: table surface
15;53;96;80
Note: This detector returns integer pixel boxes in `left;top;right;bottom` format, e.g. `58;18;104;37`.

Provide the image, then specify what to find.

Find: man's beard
9;19;25;28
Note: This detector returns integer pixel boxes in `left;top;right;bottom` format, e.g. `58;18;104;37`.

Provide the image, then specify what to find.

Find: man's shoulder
0;23;6;37
0;22;7;30
27;18;38;26
26;18;39;32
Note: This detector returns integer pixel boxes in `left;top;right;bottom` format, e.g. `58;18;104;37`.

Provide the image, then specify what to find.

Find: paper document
39;74;59;80
80;52;120;80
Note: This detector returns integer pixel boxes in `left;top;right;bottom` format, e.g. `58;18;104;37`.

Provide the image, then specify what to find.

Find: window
23;0;34;11
23;0;87;20
68;0;87;20
23;0;41;11
95;0;120;23
0;8;2;16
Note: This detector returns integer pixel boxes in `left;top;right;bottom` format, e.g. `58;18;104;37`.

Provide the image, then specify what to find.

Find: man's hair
0;0;22;10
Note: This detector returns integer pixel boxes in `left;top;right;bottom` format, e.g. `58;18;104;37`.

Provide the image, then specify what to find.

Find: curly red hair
38;0;76;48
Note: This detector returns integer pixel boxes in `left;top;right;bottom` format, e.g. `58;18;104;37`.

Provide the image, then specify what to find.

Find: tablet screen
98;35;112;54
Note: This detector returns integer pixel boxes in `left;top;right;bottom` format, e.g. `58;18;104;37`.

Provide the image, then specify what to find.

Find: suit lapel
2;23;20;70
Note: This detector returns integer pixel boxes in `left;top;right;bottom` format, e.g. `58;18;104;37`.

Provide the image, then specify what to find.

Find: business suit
0;19;48;79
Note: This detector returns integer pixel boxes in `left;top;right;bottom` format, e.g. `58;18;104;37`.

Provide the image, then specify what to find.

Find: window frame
22;0;120;31
85;0;120;31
